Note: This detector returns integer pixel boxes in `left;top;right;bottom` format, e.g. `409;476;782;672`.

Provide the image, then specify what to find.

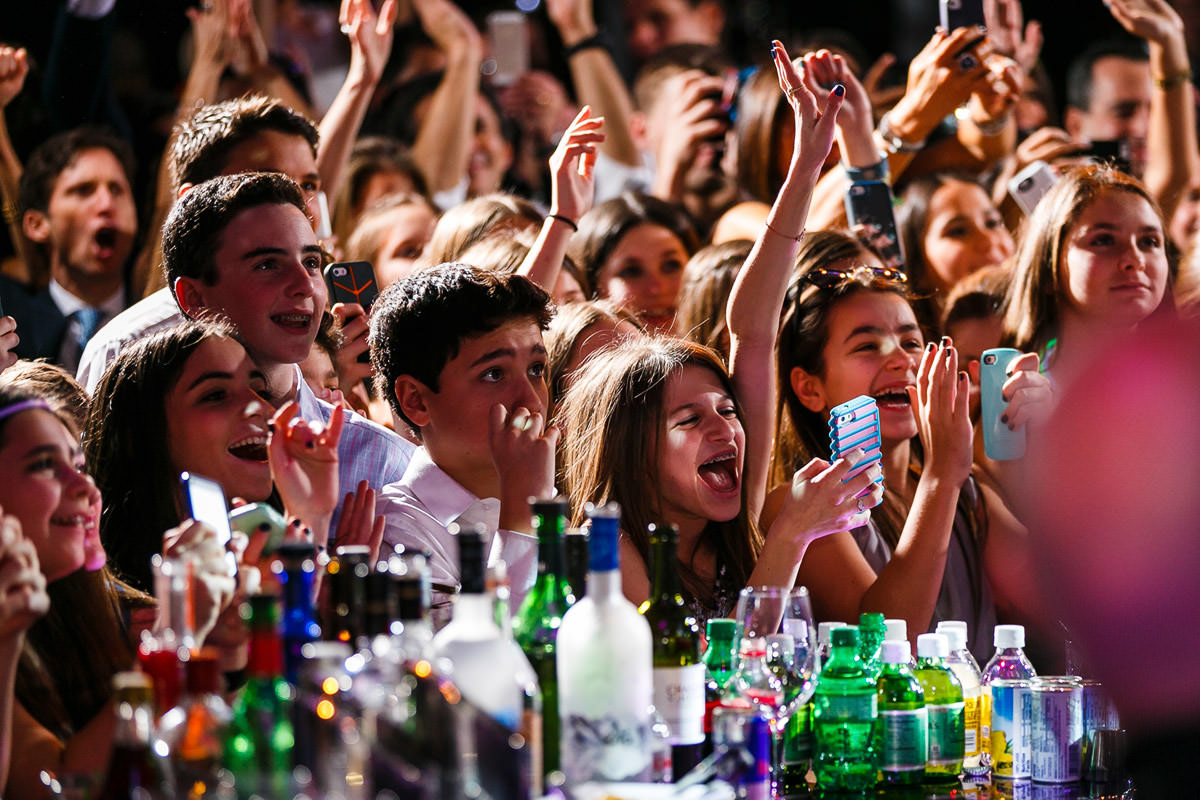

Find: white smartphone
1008;160;1058;215
180;471;233;545
486;11;529;88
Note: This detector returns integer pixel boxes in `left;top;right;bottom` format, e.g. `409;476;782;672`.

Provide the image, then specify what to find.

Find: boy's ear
790;366;827;414
394;375;433;429
629;111;649;152
22;209;50;244
174;277;207;319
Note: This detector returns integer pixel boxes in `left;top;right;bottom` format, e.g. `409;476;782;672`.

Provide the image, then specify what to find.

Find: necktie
74;307;104;351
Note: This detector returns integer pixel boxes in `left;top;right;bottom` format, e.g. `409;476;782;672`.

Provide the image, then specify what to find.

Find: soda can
990;679;1032;778
1030;676;1083;783
1080;679;1119;782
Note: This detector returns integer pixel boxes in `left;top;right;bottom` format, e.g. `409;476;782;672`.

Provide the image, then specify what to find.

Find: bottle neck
282;565;316;620
649;536;684;603
588;569;622;601
705;638;736;669
455;592;502;631
113;701;155;747
247;626;284;678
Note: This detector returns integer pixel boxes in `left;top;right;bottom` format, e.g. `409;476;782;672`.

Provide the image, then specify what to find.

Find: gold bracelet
1;201;16;225
1154;70;1192;90
765;221;805;242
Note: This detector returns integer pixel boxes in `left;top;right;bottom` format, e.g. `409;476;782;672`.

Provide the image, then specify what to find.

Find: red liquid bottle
96;671;174;800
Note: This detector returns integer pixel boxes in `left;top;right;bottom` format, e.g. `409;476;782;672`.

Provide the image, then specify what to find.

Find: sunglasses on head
802;264;909;289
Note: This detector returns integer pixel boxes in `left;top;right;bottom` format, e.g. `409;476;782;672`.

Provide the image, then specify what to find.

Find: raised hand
651;69;730;197
341;0;398;84
185;0;238;72
162;519;239;645
545;0;597;44
1106;0;1186;47
968;54;1022;125
332;479;386;560
0;45;29;110
799;48;873;166
268;401;345;529
984;0;1042;73
413;0;483;59
0;512;48;641
908;337;973;484
549;106;605;225
888;26;992;140
771;41;845;175
331;302;373;389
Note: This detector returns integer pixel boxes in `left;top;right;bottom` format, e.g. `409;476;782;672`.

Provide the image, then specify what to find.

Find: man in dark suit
0;127;137;371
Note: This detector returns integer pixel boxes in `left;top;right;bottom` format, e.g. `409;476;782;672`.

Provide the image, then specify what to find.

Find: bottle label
816;691;877;721
926;701;966;766
561;712;652;783
880;708;928;771
963;693;980;756
652;664;705;745
990;684;1031;778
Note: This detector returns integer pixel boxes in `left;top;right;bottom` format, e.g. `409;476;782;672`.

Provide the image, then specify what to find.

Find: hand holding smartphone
939;0;986;31
324;261;380;312
979;348;1026;460
180;472;233;545
829;395;884;493
845;181;906;272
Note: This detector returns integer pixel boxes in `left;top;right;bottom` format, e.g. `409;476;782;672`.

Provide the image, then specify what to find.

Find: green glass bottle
638;523;705;781
877;640;927;785
513;497;574;778
224;593;295;799
858;612;887;680
812;626;879;791
914;633;965;781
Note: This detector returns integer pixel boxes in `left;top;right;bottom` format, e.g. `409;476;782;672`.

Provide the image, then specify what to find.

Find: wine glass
733;586;817;795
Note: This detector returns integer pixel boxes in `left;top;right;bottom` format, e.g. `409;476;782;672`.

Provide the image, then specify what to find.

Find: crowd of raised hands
0;0;1196;794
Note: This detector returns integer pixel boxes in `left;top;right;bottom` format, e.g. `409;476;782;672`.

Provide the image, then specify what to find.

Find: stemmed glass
733;586;817;795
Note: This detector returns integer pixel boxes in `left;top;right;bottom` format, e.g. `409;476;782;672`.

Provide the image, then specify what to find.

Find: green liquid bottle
224;593;295;799
812;626;878;791
877;640;927;786
914;633;965;781
858;612;887;680
513;497;575;779
639;523;705;781
701;618;738;757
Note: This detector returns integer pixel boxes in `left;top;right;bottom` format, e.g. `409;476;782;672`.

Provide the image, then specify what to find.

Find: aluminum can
990;679;1032;778
1030;676;1083;783
1080;679;1120;782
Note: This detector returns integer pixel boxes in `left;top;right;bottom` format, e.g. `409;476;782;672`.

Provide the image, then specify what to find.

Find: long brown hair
1002;164;1173;355
558;337;761;602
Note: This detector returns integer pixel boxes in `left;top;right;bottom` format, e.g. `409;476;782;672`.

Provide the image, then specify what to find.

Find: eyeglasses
802;264;909;289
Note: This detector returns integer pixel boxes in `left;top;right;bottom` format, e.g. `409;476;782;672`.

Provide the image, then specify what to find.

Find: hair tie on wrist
549;213;578;232
765;221;805;242
564;33;607;58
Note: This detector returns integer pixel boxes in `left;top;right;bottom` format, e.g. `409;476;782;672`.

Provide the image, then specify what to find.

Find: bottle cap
585;502;620;572
881;640;911;664
765;633;794;661
993;624;1025;649
531;496;570;519
707;618;739;641
817;621;848;647
917;633;949;659
455;525;488;594
831;627;859;649
935;620;968;652
859;611;885;630
884;618;907;642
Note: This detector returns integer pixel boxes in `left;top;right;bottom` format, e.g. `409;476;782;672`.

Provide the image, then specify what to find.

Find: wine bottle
638;523;705;781
557;503;654;784
513;496;575;779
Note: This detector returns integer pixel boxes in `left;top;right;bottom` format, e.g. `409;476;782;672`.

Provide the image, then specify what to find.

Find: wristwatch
876;112;927;155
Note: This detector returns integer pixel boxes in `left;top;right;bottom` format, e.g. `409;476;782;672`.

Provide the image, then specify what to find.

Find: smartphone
324;260;379;311
487;11;529;88
1008;160;1058;215
939;0;986;31
1085;139;1133;176
180;471;233;545
829;395;884;491
845;181;905;272
229;502;287;555
980;347;1026;460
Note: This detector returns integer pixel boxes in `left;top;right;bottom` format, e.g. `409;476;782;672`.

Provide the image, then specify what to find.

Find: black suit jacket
0;275;69;363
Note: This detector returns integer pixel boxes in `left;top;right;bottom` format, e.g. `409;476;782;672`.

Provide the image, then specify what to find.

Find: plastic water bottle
915;633;965;781
876;640;927;786
982;624;1036;779
936;620;986;775
812;627;878;790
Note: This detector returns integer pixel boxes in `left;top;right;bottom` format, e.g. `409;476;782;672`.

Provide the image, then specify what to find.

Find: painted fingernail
1007;423;1015;431
959;371;967;381
305;440;315;449
926;342;936;352
1001;414;1009;423
940;336;950;346
833;84;845;97
267;422;275;433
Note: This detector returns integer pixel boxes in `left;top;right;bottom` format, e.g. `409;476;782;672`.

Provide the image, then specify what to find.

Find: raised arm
0;46;31;284
408;0;484;195
518;107;604;290
1109;0;1198;222
546;0;641;167
316;0;398;202
726;41;842;522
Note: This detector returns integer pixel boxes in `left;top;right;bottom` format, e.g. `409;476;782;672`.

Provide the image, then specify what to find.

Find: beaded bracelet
1154;70;1192;90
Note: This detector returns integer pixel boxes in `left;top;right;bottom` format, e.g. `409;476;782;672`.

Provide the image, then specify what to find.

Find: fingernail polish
833;84;845;97
1007;423;1015;431
940;336;950;346
926;342;936;352
1001;414;1008;424
267;422;275;433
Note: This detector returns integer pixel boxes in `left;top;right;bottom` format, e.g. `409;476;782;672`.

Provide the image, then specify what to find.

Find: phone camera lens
1018;178;1033;192
984;355;996;364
